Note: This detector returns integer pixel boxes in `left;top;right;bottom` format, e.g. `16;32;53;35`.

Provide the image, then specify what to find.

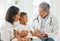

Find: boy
14;12;32;41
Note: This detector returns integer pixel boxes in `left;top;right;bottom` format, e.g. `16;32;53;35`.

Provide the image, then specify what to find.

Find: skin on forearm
30;31;35;36
36;33;48;37
14;30;21;39
19;30;28;38
30;30;41;36
30;30;48;37
30;31;46;37
34;29;48;37
44;33;48;37
19;33;24;37
25;37;32;41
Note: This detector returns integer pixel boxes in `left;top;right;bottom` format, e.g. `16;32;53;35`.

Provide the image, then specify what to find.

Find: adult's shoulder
0;21;13;31
50;13;59;25
50;13;57;19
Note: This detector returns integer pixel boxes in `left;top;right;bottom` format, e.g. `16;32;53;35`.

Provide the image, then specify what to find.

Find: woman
0;6;20;41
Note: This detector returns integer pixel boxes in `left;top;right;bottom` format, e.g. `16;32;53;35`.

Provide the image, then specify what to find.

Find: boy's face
20;15;28;24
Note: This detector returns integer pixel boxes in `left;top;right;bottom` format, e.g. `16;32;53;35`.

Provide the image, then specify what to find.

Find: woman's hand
20;30;28;37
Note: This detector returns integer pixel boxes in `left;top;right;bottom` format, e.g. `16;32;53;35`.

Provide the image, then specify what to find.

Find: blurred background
0;0;60;41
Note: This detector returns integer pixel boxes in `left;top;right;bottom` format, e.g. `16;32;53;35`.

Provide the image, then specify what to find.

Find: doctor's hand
34;32;47;37
43;33;48;37
39;33;48;37
34;29;41;34
34;33;45;38
20;30;28;37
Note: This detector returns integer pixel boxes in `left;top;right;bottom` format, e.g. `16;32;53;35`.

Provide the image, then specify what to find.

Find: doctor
32;2;58;41
0;6;20;41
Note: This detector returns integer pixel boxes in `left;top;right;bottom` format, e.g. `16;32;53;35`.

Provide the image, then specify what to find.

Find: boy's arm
30;29;41;36
14;30;21;39
30;31;35;36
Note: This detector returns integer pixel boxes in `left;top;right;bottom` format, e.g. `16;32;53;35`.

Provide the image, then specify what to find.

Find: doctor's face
38;7;48;18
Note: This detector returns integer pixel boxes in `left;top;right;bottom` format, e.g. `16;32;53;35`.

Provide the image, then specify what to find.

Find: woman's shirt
0;21;14;41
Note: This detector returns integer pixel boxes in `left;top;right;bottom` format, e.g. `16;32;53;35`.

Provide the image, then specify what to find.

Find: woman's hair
5;6;19;24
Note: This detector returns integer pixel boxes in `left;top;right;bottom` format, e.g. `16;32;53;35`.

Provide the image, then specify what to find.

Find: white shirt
0;21;14;41
14;23;32;38
32;13;58;40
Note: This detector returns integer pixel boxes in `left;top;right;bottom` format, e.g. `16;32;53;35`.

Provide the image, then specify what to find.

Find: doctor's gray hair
39;2;50;12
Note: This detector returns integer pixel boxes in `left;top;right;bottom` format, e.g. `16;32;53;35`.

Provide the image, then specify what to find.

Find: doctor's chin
0;0;60;41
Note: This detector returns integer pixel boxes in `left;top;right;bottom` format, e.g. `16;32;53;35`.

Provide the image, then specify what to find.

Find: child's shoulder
26;24;31;27
14;23;21;29
26;24;33;30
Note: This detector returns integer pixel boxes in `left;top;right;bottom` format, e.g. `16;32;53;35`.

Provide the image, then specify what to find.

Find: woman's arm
1;30;10;41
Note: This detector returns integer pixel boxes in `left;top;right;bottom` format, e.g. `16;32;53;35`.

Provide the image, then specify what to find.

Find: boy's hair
20;12;27;17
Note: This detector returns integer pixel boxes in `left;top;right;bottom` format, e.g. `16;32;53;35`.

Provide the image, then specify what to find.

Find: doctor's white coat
32;14;58;41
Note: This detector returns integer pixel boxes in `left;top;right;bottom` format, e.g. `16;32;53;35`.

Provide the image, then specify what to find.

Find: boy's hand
24;30;28;36
20;30;28;37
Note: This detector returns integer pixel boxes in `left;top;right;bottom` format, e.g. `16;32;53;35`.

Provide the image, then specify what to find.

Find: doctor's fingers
22;30;28;32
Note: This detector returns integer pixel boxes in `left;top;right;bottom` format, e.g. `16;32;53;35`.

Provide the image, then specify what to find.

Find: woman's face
13;11;20;22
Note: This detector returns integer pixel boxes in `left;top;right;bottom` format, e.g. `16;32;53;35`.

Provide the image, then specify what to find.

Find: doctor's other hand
20;30;28;37
44;33;48;37
33;32;48;37
34;33;45;38
34;29;41;34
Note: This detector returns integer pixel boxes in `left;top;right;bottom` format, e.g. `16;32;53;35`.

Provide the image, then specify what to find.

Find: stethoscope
33;15;52;29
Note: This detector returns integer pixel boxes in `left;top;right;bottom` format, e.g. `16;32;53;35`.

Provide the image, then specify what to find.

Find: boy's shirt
14;23;32;38
14;23;31;32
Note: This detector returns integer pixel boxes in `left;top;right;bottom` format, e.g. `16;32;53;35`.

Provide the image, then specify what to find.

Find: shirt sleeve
14;25;19;31
1;29;10;41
